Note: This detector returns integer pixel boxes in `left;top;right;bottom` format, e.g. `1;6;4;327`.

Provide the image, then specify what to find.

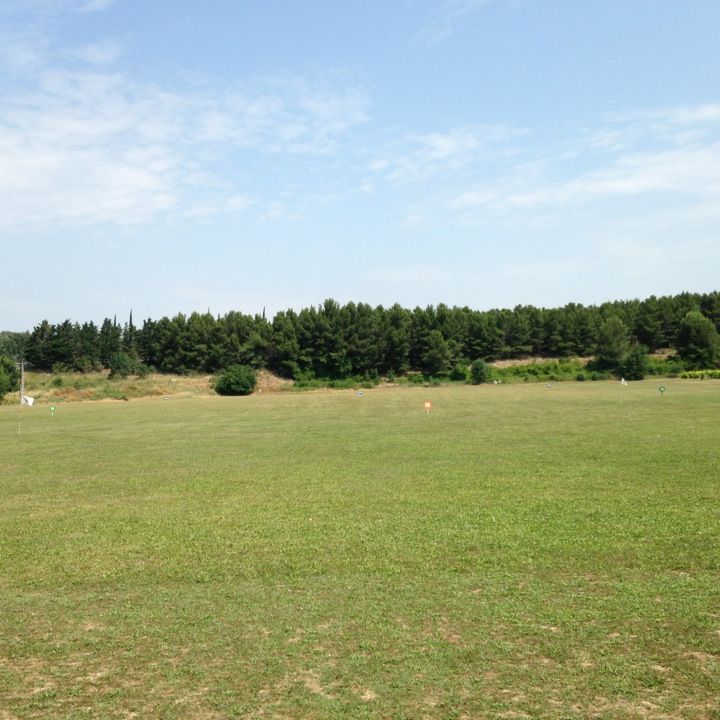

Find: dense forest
1;291;719;379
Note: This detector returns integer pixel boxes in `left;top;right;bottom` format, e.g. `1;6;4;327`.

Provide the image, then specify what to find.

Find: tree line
2;291;719;379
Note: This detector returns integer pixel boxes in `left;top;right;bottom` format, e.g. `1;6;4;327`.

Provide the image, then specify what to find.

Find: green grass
1;381;719;719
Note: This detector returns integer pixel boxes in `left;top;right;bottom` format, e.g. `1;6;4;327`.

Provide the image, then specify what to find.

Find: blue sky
2;0;719;330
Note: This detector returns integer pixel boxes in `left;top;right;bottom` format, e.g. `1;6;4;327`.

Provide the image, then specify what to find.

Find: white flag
22;395;35;406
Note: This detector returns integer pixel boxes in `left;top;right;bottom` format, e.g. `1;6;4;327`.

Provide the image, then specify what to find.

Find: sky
2;0;720;331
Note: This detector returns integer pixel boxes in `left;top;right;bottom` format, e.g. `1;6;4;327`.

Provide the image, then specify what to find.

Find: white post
17;360;24;436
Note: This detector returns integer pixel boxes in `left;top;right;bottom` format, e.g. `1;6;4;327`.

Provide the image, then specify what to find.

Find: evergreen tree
676;311;720;369
595;316;630;371
618;342;649;380
25;320;53;371
98;318;122;367
0;354;20;400
270;310;300;378
383;304;411;373
76;321;100;371
634;297;664;351
0;331;29;360
421;330;451;375
503;306;533;357
122;310;138;356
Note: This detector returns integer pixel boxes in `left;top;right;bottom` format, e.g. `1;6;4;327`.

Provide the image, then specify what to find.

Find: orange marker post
424;401;432;415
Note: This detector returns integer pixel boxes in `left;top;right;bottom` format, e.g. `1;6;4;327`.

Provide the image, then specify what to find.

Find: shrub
74;356;100;373
215;364;257;396
576;372;587;381
0;354;20;401
619;342;649;381
646;356;686;377
108;352;149;379
470;359;491;384
680;369;720;379
109;352;137;378
449;363;468;382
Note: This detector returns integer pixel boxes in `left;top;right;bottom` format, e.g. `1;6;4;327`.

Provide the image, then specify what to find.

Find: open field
1;380;719;719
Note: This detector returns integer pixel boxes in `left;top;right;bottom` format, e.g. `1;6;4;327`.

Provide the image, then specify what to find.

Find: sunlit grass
1;380;719;718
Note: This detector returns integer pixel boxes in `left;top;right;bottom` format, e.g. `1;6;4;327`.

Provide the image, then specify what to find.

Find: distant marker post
424;401;431;415
50;405;56;417
658;385;666;397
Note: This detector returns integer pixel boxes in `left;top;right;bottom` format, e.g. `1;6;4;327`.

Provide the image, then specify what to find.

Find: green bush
646;356;686;377
0;354;20;401
449;363;468;382
680;369;720;379
676;311;720;369
618;343;649;381
214;364;257;396
108;352;146;379
74;356;100;373
491;359;585;384
470;359;491;384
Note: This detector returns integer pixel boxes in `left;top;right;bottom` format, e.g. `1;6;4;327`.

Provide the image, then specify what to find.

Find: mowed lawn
1;381;719;719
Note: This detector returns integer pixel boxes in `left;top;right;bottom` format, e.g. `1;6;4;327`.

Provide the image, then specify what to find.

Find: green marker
50;405;56;416
658;385;666;396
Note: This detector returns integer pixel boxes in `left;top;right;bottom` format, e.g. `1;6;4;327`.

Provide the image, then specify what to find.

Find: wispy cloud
418;0;501;42
0;27;49;72
77;0;117;13
195;75;370;154
0;63;370;228
447;104;720;214
65;39;122;65
450;143;720;212
368;124;521;184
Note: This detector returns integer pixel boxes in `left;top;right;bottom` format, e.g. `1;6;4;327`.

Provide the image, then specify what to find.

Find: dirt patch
295;670;334;700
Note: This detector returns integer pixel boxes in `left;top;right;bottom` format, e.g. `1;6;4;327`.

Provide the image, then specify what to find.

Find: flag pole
17;359;24;437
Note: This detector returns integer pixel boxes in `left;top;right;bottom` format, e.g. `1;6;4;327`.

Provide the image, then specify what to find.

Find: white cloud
186;75;370;154
418;0;498;42
371;124;520;184
450;143;720;212
0;64;370;228
77;0;116;13
447;105;720;214
0;28;49;72
65;39;122;66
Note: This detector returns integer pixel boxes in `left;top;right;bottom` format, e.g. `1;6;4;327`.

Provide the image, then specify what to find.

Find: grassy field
1;380;719;719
